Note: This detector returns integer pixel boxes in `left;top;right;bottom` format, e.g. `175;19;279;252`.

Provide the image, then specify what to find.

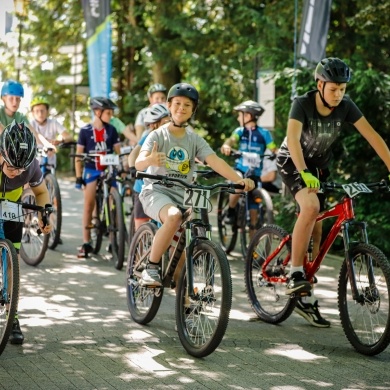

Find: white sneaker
139;263;162;287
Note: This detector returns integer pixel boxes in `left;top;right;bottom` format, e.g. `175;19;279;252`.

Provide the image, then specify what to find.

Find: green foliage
2;0;390;254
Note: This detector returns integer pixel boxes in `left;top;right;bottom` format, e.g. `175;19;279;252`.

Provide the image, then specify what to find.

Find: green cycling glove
300;169;320;189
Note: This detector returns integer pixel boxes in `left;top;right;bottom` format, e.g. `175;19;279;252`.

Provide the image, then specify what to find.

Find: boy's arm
221;135;238;155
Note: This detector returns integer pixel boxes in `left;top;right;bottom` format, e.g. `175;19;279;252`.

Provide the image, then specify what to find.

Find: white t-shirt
30;118;66;146
262;149;282;190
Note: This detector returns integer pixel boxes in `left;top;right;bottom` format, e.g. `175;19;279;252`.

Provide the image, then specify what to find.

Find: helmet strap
318;83;335;110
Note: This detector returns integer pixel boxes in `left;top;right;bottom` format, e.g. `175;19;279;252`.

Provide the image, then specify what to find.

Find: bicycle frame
261;193;367;300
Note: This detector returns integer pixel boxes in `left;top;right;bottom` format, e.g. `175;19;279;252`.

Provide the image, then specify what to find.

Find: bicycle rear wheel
108;188;126;270
0;239;19;355
126;222;163;324
44;173;62;250
338;243;390;356
217;189;238;254
240;188;274;258
20;189;49;266
245;225;296;323
175;240;232;358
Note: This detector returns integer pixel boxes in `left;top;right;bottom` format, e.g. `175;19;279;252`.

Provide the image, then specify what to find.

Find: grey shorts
139;189;178;224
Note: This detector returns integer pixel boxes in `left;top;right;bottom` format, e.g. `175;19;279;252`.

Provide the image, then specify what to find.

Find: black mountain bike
126;172;243;357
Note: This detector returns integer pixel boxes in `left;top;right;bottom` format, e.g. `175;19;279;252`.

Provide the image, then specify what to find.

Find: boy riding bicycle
276;57;390;327
220;100;277;236
135;83;255;287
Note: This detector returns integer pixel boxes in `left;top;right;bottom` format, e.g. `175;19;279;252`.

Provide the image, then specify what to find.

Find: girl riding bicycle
135;83;255;287
276;57;390;327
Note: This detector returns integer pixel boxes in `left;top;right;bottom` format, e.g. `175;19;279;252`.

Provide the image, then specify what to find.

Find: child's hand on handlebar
220;144;232;156
236;178;255;192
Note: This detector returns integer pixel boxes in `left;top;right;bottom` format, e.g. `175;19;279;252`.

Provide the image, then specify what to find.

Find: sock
290;266;304;275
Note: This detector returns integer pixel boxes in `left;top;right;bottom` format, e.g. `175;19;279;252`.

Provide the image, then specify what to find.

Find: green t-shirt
0;106;30;127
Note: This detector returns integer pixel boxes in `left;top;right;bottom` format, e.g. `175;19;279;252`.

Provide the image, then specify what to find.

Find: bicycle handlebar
227;149;276;161
321;180;390;195
136;172;245;191
19;202;53;235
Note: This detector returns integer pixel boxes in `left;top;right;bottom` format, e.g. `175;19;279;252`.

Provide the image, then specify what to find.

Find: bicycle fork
342;220;374;303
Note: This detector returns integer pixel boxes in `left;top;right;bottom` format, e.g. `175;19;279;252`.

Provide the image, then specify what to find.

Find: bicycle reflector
252;188;263;204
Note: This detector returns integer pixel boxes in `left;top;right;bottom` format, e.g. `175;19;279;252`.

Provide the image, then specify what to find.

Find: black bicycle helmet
147;83;167;99
167;83;199;107
89;96;118;110
144;104;170;126
234;100;265;119
0;120;37;169
314;58;351;83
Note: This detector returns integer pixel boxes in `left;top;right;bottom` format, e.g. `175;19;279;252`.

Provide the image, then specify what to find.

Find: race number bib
183;189;210;209
243;152;260;168
100;154;119;166
342;183;372;198
0;200;23;222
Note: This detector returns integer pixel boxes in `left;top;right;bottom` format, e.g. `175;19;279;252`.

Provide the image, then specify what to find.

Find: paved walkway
0;178;389;390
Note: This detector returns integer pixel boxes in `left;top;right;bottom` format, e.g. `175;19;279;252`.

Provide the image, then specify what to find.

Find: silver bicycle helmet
0;120;37;169
144;104;170;126
234;100;265;119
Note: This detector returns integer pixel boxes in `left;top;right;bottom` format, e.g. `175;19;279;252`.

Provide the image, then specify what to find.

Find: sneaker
285;271;312;295
294;299;331;328
225;207;236;225
77;243;93;258
139;263;162;287
185;317;201;337
9;318;24;345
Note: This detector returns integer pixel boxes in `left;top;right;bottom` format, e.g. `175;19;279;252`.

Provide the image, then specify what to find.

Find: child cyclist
135;83;255;286
276;57;390;327
220;100;277;236
128;103;171;231
0;121;52;344
75;97;121;258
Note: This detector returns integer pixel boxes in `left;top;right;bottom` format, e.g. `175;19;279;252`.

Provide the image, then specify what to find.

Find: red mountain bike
245;181;390;356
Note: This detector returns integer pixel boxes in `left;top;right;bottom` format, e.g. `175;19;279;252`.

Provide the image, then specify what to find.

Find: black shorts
277;156;329;211
133;192;149;220
3;221;23;251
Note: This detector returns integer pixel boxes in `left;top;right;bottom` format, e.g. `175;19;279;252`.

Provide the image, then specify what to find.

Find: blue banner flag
298;0;332;66
82;0;112;97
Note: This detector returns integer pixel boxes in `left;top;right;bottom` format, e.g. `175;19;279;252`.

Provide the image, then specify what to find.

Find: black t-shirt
278;90;363;168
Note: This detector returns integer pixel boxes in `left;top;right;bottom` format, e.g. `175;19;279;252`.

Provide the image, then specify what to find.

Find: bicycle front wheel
91;190;104;255
44;173;62;250
126;222;163;324
217;189;238;254
20;188;49;266
108;188;126;270
338;243;390;356
0;239;19;355
245;225;296;323
175;240;232;358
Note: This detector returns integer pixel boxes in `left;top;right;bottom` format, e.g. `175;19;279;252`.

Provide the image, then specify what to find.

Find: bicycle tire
217;189;238;254
121;181;134;246
126;222;163;324
244;225;296;323
108;188;126;270
0;239;19;355
338;243;390;356
20;188;50;266
91;190;104;254
175;239;232;358
128;212;135;247
240;188;274;258
44;173;62;250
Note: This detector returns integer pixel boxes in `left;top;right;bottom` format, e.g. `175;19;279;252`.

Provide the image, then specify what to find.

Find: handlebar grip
37;204;53;235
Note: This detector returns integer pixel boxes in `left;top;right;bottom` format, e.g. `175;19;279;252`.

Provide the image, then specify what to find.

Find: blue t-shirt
77;123;120;170
231;126;274;176
133;131;150;193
